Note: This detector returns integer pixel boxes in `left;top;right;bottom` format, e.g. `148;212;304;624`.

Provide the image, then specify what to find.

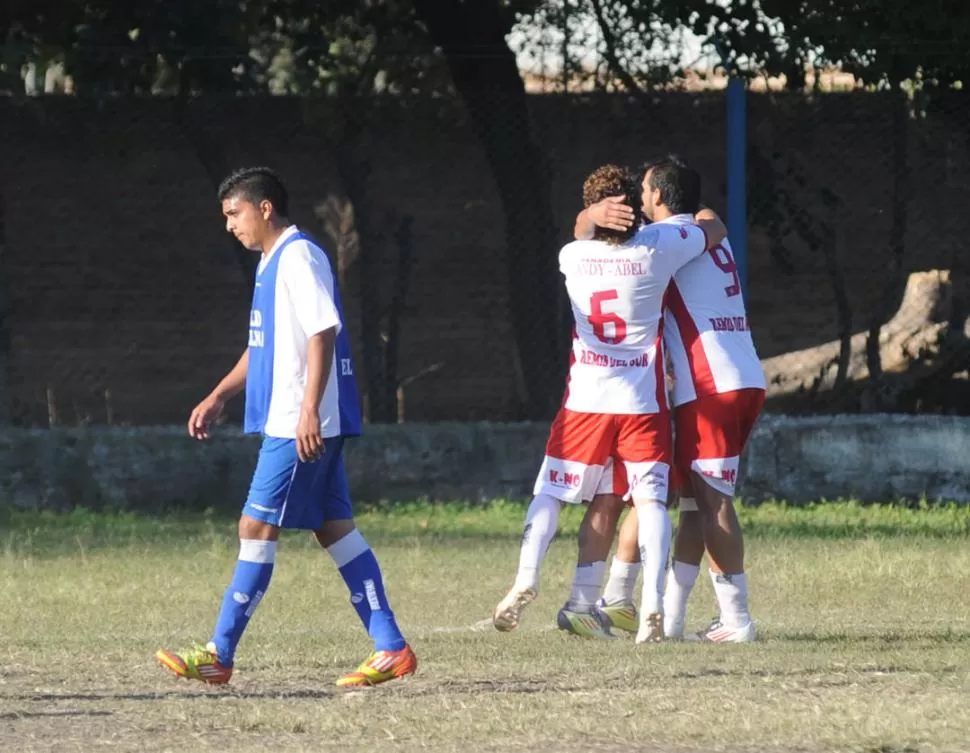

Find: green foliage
0;0;452;95
3;1;968;94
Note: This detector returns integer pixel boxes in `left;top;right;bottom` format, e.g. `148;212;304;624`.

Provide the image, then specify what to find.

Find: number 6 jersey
559;219;709;415
661;214;766;407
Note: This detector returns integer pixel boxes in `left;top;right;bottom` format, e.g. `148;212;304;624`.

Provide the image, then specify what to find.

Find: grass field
3;500;970;753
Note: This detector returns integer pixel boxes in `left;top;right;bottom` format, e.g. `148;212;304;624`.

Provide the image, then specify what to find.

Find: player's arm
300;327;336;463
695;207;728;248
213;349;249;401
188;349;248;440
574;196;636;240
281;245;343;462
652;212;726;274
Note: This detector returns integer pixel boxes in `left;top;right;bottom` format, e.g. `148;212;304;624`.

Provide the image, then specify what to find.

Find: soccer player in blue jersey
155;167;417;688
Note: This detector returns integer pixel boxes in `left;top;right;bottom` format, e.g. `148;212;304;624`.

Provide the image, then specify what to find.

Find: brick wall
1;92;966;425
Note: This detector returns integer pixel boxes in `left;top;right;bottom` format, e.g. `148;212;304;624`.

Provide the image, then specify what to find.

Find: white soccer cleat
635;611;664;644
688;617;757;643
492;587;537;632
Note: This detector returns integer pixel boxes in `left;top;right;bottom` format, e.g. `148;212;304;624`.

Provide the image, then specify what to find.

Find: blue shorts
243;436;353;530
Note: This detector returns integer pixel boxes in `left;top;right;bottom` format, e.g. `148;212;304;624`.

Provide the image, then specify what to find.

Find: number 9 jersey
661;216;766;407
558;220;709;415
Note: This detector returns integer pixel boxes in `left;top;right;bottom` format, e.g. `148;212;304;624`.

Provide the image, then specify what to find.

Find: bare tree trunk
384;216;414;420
331;138;392;423
173;71;256;287
413;0;563;419
821;205;853;391
863;81;911;410
0;188;11;424
763;270;952;409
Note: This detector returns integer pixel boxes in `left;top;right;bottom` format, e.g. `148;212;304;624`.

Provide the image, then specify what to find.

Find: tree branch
588;0;641;96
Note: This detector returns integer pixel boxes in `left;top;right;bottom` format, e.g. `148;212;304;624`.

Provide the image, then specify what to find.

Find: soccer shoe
492;587;537;632
154;642;233;685
556;607;617;640
664;615;686;640
336;645;417;688
595;598;638;634
688;618;757;643
635;611;664;644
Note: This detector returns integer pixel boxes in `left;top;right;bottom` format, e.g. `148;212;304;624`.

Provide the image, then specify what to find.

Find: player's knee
631;496;666;511
238;514;279;541
588;493;626;517
313;518;356;548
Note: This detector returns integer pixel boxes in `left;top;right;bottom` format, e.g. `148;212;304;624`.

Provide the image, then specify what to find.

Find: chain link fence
0;53;968;427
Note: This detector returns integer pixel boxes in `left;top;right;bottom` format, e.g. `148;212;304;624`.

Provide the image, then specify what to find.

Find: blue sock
211;539;276;665
328;529;407;652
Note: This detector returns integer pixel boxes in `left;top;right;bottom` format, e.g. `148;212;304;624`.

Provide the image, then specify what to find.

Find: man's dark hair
640;155;700;215
582;164;642;245
218;167;289;217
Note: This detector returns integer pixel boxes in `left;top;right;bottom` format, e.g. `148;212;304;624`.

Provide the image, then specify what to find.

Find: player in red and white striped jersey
492;163;728;643
594;156;767;643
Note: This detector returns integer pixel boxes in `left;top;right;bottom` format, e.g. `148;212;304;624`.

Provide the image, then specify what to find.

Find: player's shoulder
559;238;604;262
560;238;601;254
279;231;332;270
635;221;696;244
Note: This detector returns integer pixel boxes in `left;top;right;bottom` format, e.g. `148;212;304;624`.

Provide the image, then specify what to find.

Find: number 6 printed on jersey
589;290;627;344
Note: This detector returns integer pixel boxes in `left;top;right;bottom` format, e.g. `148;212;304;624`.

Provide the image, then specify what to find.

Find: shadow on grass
771;629;970;645
19;678;576;704
1;709;114;720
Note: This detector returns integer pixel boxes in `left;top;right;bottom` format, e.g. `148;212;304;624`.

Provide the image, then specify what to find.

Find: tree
2;0;570;421
412;0;564;419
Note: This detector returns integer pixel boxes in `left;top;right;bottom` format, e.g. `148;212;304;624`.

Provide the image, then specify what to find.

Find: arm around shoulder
694;208;728;250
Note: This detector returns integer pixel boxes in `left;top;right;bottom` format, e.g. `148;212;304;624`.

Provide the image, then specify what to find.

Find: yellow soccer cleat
155;642;233;685
336;645;417;688
596;599;638;634
556;607;618;640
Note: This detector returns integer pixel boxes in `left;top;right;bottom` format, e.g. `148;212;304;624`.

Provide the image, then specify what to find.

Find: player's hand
296;407;324;463
587;195;636;232
188;394;225;440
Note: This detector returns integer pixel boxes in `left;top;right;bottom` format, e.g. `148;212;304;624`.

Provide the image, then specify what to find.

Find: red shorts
533;409;672;504
672;388;765;497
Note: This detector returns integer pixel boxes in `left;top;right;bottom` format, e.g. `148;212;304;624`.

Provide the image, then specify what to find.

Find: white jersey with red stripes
661;214;766;406
560;221;708;415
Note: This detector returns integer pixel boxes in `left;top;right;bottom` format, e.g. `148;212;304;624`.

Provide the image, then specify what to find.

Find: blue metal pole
725;76;748;300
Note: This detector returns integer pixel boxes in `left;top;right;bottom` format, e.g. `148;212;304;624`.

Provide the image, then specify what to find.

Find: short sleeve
277;243;342;337
646;223;708;273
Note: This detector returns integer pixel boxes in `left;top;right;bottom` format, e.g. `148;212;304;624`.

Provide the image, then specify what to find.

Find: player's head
582;164;642;245
640;155;700;222
218;167;289;250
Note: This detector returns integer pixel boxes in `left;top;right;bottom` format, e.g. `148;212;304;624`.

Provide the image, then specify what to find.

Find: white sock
567;561;606;611
512;494;561;593
710;570;750;629
601;558;640;606
636;502;671;615
663;560;700;623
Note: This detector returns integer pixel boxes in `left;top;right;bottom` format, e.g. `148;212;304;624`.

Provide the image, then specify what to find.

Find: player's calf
493;493;561;631
633;498;672;644
692;471;753;633
317;521;410;658
663;505;704;639
598;507;641;633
